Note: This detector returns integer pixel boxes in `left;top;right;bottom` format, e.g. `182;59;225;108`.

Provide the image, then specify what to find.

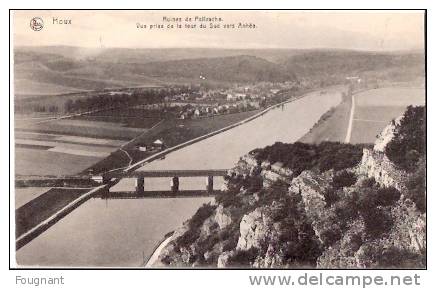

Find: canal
16;88;343;267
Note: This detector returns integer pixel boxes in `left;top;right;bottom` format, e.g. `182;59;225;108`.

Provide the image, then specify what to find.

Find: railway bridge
101;169;229;194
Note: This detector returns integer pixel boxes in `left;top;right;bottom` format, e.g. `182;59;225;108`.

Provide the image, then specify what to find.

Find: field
15;119;135;175
87;110;261;174
73;107;163;129
350;87;425;144
15;105;168;176
17;118;145;140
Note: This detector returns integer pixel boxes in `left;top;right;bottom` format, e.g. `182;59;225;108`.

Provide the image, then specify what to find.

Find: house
136;139;165;153
153;139;165;148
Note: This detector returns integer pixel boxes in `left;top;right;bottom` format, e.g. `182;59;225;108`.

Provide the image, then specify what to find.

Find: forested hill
14;47;424;95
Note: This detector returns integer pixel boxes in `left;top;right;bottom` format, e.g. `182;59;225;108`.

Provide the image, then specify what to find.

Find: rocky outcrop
214;205;232;230
358;116;407;190
373;116;402;152
357;148;407;191
152;108;425;269
217;251;234;268
237;207;274;251
229;155;293;188
390;199;426;254
288;170;337;245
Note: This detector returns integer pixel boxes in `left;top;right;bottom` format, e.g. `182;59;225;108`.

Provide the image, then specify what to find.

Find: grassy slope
299;95;351;144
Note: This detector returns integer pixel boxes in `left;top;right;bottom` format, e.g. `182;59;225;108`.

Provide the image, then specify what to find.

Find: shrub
332;171;357;189
323;187;340;207
405;157;426;212
377;247;424;268
227;248;259;267
188;203;216;229
252;141;363;176
375;187;401;207
175;203;216;249
361;208;393;239
385;106;425;172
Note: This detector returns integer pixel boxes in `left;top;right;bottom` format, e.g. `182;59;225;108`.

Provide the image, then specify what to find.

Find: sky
13;10;425;51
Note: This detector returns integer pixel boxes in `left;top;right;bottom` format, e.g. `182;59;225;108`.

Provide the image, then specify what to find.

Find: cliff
356;116;407;191
152;106;426;269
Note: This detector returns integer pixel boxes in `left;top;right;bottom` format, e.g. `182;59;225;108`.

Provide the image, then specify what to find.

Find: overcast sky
13;10;425;51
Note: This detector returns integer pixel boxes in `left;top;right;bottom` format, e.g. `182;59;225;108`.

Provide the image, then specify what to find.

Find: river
16;88;342;267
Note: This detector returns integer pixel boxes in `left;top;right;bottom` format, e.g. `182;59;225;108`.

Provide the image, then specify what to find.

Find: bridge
101;169;229;194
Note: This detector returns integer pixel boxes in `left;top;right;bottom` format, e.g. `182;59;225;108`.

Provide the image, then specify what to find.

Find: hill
14;46;425;96
152;106;426;268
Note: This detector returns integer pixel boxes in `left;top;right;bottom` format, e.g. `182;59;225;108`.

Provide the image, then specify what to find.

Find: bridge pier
171;176;179;193
135;177;145;194
206;175;214;193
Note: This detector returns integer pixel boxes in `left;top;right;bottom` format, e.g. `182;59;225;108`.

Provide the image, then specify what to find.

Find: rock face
373;116;402;152
229;154;293;188
214;205;232;230
391;200;426;254
217;251;234;268
288;170;337;244
237;207;273;251
357;118;407;190
358;148;406;191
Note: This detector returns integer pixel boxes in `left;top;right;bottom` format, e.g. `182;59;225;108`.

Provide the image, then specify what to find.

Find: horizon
15;45;424;54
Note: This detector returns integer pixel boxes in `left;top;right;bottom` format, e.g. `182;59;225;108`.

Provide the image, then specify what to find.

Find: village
133;81;299;121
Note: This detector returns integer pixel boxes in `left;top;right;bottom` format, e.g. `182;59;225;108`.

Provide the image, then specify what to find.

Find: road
344;93;355;143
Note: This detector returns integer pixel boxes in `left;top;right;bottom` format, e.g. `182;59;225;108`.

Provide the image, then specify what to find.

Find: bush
358;186;401;210
405;157;426;212
375;187;401;207
385;106;425;172
227;248;259;266
332;171;357;189
377;247;425;268
361;208;393;239
323;187;340;207
175;203;216;249
252;141;363;176
188;203;216;229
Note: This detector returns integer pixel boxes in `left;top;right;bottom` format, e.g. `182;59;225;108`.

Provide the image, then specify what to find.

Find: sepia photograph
11;10;426;269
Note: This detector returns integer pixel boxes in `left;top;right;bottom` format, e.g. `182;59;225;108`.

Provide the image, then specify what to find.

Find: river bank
145;233;174;267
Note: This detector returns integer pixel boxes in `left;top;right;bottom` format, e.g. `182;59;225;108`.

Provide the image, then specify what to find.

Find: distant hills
14;46;425;96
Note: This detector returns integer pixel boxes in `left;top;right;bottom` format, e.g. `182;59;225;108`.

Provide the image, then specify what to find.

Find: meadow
350;87;425;144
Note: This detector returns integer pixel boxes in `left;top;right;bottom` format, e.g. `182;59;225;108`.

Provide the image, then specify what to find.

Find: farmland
87;109;261;174
350;87;425;144
15;127;130;176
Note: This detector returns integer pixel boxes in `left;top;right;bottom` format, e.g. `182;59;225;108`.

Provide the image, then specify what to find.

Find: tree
385;106;425;172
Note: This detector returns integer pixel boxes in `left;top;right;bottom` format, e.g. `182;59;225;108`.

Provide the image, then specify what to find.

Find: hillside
283;50;425;84
152;105;426;268
14;47;424;96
